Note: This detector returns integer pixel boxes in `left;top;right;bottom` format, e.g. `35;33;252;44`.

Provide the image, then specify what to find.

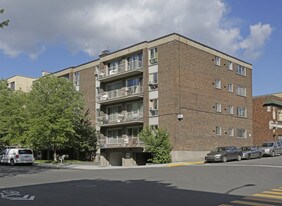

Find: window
228;128;234;137
236;65;246;76
127;53;143;70
215;79;221;89
74;72;80;91
277;109;282;121
228;61;233;70
149;99;158;116
108;60;122;75
237;107;247;118
267;106;271;112
228;84;233;92
236;128;247;138
149;47;158;65
215;126;222;135
9;81;15;90
215;103;222;112
127;126;142;138
227;105;234;115
150;125;159;130
149;72;158;90
236;85;246;97
107;129;123;143
215;56;221;66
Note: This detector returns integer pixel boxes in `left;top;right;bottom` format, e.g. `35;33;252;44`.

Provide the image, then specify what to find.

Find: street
1;156;282;206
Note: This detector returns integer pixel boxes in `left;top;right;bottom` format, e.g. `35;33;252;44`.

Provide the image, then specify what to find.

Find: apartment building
6;75;36;92
52;33;253;166
253;93;282;146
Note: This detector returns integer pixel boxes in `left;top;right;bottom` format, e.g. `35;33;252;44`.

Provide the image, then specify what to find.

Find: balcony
97;85;143;105
97;110;143;127
99;136;145;149
97;60;143;82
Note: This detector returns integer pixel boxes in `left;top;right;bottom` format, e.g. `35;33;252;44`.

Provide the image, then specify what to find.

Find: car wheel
237;155;242;161
258;153;262;158
10;159;15;166
271;151;275;157
222;156;227;163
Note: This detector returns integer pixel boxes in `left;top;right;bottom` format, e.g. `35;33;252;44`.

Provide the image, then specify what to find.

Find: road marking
231;200;275;206
0;190;35;201
201;164;282;169
219;187;282;206
262;191;282;195
167;161;204;167
272;189;282;192
253;193;282;199
244;196;282;204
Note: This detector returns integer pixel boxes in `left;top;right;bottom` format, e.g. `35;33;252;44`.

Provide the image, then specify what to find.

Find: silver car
241;146;262;159
260;142;282;157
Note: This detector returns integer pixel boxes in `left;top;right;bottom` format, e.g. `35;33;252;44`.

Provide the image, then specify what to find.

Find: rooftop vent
99;50;110;58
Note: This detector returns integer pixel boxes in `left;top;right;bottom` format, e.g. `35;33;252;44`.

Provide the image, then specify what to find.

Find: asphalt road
0;156;282;206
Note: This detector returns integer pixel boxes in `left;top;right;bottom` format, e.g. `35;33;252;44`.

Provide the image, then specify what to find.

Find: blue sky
0;0;281;96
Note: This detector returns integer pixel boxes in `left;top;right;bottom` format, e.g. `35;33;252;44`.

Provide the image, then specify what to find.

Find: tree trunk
53;149;57;161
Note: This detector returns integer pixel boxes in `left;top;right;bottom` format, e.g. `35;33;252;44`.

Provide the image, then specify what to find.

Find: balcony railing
97;110;143;125
98;60;143;79
97;85;143;102
99;136;144;148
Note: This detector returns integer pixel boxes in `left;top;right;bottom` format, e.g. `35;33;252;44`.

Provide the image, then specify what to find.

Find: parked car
240;146;262;159
0;147;34;165
205;146;242;163
260;142;282;157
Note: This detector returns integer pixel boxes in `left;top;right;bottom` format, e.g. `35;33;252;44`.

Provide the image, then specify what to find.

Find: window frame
215;56;221;66
215;103;222;113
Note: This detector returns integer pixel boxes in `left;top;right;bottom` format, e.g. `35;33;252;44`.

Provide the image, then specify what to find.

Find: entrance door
109;152;122;166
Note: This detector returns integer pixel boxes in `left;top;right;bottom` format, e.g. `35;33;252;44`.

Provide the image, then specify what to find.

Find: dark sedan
205;146;242;163
240;146;262;159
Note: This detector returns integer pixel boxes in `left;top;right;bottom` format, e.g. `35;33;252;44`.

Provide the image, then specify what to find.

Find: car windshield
241;147;251;151
19;150;33;154
262;143;274;147
211;147;226;152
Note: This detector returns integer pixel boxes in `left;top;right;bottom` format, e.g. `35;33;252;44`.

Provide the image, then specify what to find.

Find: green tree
0;80;29;146
139;127;172;164
73;109;97;161
0;8;9;28
26;76;83;161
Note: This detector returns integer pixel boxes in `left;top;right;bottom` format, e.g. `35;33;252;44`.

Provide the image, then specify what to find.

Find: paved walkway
35;161;204;170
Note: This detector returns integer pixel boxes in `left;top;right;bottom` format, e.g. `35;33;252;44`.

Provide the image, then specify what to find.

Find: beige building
52;33;253;166
7;75;36;92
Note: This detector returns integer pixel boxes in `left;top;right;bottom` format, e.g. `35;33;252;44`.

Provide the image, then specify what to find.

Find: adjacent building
253;93;282;146
6;75;36;92
50;33;253;166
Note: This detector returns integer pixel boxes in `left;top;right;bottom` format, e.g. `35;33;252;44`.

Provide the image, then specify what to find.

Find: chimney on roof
42;71;51;76
99;50;110;58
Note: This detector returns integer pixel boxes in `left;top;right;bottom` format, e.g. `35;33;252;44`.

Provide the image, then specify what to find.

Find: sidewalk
35;161;204;170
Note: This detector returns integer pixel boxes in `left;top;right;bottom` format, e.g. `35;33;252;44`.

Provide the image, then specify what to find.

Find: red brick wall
253;95;282;146
158;40;253;151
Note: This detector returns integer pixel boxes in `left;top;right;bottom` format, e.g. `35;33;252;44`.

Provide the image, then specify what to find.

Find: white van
0;147;34;165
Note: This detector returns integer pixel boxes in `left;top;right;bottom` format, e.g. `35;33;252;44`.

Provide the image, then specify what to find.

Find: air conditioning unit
124;138;129;144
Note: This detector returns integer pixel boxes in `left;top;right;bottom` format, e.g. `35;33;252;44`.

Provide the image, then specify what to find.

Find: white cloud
0;0;272;61
239;23;272;59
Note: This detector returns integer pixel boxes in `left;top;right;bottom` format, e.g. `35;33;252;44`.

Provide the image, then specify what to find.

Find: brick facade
158;40;253;151
253;95;282;146
52;33;253;165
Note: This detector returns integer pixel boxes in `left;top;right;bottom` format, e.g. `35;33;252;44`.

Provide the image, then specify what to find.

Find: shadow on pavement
0;164;57;178
0;179;246;206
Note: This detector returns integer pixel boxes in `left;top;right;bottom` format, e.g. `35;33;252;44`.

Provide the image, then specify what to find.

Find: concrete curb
35;161;204;170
